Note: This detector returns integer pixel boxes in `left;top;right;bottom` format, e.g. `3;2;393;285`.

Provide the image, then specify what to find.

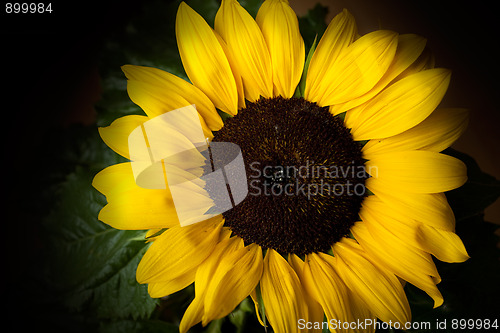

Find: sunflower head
93;0;470;332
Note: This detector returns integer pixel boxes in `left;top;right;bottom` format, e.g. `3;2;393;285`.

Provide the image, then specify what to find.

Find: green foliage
294;34;318;97
228;298;254;331
100;319;179;333
38;126;157;331
445;149;500;222
298;3;328;53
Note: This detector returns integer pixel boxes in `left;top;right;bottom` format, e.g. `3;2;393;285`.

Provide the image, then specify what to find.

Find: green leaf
255;284;267;329
217;109;234;124
43;166;157;320
206;318;225;333
444;148;500;221
228;298;253;332
145;228;167;240
322;315;329;333
298;3;328;53
95;88;143;127
239;0;263;18
99;319;179;333
38;124;156;324
294;34;318;97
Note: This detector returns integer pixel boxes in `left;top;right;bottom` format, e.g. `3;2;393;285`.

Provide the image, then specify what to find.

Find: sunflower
92;0;470;332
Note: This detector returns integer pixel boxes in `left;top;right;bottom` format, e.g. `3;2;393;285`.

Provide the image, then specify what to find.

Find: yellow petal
213;31;246;110
98;199;178;230
194;236;243;296
261;250;307;333
360;195;421;245
305;9;357;102
302;252;355;326
347;68;451;140
203;243;263;324
122;65;222;132
349;292;377;333
215;0;273;102
416;225;469;263
395;45;435;80
330;33;427;115
176;2;239;115
363;108;469;156
148;271;195;298
365;150;467;193
302;252;376;332
93;162;137;197
366;178;456;231
333;238;411;325
288;254;323;332
256;0;305;98
179;296;204;333
249;288;267;327
98;115;149;159
145;228;162;243
93;163;180;230
136;217;223;284
359;197;440;277
179;236;243;333
351;222;444;308
308;30;398;107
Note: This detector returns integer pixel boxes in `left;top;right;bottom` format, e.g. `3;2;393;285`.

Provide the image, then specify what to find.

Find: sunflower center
211;96;367;255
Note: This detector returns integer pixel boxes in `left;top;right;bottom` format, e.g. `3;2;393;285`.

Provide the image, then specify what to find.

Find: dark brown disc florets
211;96;367;255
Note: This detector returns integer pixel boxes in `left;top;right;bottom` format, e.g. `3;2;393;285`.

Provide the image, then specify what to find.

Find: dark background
2;0;499;331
